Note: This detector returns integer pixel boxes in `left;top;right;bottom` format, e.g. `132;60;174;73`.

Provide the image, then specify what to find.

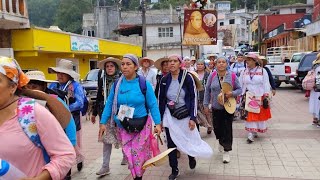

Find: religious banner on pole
183;9;217;45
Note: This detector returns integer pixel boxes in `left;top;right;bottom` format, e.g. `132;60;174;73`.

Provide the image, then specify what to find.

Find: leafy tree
54;0;93;34
28;0;60;27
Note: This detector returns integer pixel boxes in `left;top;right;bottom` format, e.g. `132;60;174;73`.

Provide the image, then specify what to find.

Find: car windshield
85;69;99;81
291;54;304;62
300;54;317;68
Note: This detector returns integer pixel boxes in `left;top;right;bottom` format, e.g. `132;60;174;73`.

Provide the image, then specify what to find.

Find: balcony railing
0;0;27;17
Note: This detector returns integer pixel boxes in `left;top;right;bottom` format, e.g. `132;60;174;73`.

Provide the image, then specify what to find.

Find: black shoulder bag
167;70;190;120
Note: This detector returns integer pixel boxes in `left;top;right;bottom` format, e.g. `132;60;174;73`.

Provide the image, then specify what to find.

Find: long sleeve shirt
138;68;157;90
0;103;76;180
203;71;242;110
239;67;271;96
48;81;84;112
100;76;161;127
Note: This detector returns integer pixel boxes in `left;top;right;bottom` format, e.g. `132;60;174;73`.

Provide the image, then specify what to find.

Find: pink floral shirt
0;103;76;180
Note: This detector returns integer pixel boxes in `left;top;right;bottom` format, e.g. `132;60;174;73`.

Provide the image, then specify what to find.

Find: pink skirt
118;116;152;178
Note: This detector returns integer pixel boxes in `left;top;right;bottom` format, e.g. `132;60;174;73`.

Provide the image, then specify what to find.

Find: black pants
165;127;194;170
72;111;81;131
212;109;233;152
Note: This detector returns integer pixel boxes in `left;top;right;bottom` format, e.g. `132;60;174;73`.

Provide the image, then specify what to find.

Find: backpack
302;70;315;90
18;97;50;164
207;71;236;88
81;88;89;116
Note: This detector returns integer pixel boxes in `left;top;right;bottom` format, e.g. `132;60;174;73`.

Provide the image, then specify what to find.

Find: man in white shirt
137;57;157;90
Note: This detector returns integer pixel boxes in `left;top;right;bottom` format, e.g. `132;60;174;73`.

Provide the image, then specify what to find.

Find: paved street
72;85;320;180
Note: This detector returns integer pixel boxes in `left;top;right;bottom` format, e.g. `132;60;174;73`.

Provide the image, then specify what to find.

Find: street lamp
176;6;183;58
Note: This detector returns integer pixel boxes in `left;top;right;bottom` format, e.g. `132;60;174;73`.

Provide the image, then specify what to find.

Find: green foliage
230;0;307;11
28;0;60;27
54;0;93;34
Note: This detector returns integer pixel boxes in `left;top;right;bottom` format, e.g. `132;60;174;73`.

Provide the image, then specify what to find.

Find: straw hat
258;56;268;67
221;82;236;114
244;53;259;62
26;71;57;83
142;148;176;169
154;57;169;70
207;53;218;58
191;56;196;61
97;57;121;70
188;71;204;91
48;59;80;80
217;92;224;106
139;57;154;67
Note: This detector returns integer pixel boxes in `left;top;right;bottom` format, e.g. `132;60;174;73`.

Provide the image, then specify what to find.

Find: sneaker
96;167;110;176
247;133;254;144
77;162;83;172
168;169;179;180
218;144;224;152
189;157;196;169
223;151;230;163
121;157;127;165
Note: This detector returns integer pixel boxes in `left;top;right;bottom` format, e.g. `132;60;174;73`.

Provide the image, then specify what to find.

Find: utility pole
176;6;183;58
142;0;147;57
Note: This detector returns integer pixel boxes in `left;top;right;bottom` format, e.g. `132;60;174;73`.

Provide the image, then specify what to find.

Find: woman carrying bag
203;56;242;163
239;54;272;143
98;54;161;180
158;54;213;180
91;57;127;176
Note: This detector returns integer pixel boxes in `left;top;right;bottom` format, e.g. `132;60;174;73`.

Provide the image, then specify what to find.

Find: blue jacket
48;81;84;112
158;70;197;121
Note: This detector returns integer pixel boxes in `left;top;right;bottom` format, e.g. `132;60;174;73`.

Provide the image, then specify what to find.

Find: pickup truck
265;56;288;87
264;46;297;87
284;52;309;87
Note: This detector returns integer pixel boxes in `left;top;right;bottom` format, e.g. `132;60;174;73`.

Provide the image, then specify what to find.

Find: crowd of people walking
1;50;320;180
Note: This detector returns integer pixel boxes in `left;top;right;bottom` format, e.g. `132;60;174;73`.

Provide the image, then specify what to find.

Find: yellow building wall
11;28;142;79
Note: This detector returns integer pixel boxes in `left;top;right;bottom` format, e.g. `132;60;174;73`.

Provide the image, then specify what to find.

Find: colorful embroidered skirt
119;116;152;178
245;105;271;133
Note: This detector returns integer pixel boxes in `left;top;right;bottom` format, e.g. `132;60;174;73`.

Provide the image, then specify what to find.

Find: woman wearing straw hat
25;70;77;180
137;57;157;90
98;54;162;180
240;54;272;143
158;54;213;180
203;56;242;163
0;57;75;180
25;70;77;146
154;57;169;96
195;59;213;134
90;57;127;176
48;59;86;172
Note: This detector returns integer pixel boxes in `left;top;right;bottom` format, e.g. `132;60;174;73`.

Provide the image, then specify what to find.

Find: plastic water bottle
0;159;26;180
